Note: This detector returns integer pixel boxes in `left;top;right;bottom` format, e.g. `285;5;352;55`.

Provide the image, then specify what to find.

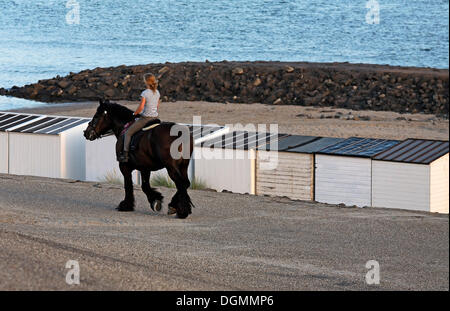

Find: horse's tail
189;130;194;160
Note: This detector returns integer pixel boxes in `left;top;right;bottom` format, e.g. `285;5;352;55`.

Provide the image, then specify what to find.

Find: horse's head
84;99;113;140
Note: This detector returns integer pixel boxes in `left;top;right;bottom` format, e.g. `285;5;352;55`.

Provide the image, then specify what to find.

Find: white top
140;89;160;117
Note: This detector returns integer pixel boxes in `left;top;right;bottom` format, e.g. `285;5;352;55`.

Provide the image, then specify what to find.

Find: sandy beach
8;100;449;141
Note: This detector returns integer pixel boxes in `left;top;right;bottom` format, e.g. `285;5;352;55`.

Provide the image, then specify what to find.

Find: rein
97;130;115;138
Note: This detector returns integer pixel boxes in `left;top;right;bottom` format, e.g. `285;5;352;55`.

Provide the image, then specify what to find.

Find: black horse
84;99;194;219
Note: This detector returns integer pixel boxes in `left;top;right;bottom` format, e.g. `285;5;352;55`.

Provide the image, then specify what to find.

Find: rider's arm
134;97;146;115
157;99;161;110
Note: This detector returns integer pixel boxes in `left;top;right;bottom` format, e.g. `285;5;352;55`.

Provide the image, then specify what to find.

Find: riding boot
117;151;129;163
116;135;125;161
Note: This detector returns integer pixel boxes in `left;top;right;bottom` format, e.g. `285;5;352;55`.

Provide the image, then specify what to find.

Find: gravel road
0;174;448;290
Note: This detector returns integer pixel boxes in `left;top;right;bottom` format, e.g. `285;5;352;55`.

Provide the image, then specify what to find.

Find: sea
0;0;448;110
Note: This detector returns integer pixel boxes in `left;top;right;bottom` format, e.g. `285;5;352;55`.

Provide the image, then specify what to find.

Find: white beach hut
0;113;11;173
0;111;89;180
314;137;399;207
372;139;449;214
256;136;344;200
194;130;283;194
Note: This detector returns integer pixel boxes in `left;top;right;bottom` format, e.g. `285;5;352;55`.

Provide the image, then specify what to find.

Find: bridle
86;111;114;139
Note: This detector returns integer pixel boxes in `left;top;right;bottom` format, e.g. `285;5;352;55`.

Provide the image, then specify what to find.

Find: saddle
121;118;161;152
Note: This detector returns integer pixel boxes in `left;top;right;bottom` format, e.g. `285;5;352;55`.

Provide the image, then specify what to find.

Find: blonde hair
143;73;158;92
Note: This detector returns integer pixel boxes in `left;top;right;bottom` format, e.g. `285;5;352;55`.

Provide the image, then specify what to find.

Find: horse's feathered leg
167;163;193;219
140;169;163;211
117;163;135;211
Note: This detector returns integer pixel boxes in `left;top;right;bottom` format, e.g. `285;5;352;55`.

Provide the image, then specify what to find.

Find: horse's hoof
154;200;162;212
116;201;134;212
116;207;134;212
150;200;162;212
167;206;177;215
177;212;189;219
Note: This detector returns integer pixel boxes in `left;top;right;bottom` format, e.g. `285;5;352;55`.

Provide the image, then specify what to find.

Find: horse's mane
102;102;134;123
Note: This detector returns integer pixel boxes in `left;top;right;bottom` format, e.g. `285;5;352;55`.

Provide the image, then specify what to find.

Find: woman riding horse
117;74;160;163
84;99;194;219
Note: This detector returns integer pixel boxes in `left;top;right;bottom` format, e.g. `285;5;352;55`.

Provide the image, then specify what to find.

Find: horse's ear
99;98;110;107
